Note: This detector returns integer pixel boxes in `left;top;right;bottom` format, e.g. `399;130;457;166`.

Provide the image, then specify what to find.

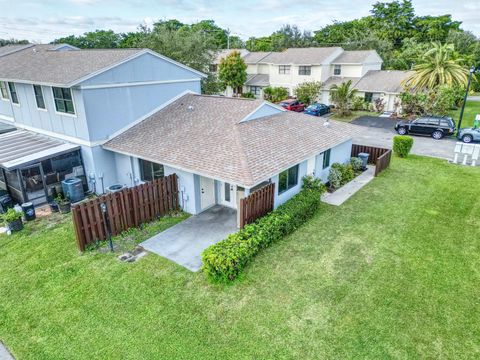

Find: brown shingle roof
0;44;34;57
103;94;357;187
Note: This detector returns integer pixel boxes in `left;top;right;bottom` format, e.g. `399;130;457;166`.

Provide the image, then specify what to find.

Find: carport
0;130;86;205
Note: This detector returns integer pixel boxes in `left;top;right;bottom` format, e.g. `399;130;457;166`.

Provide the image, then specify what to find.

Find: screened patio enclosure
0;130;87;206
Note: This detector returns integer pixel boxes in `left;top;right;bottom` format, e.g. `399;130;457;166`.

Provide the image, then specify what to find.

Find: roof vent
187;105;194;111
32;48;37;53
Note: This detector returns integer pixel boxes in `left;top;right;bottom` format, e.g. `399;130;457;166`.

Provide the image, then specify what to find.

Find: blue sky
0;0;479;43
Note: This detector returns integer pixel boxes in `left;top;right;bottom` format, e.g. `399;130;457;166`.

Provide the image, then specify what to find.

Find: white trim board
79;78;201;90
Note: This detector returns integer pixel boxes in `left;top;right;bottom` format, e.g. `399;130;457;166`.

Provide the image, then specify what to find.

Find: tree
218;50;247;96
294;81;322;106
329;80;358;116
403;43;469;90
263;87;288;103
370;0;415;45
53;30;122;48
0;38;29;46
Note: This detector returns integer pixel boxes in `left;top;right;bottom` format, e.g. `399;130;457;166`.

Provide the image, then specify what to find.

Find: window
139;159;164;182
52;87;75;115
279;65;291;74
33;85;46;109
364;92;373;103
334;64;341;76
322;149;331;169
8;82;19;104
249;86;262;96
298;66;311;75
0;81;9;100
278;164;299;194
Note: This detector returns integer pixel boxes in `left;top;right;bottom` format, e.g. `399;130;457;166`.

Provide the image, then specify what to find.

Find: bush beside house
202;177;326;282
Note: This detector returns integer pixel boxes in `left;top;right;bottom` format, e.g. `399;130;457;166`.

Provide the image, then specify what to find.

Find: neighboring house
103;93;356;224
0;43;205;205
214;47;409;111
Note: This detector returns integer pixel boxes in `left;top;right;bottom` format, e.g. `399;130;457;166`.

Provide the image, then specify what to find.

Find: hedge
393;135;414;158
202;178;326;282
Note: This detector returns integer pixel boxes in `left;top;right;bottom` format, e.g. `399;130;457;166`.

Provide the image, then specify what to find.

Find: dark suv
395;116;456;140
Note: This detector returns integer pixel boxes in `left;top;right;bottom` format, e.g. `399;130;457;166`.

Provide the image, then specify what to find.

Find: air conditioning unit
106;184;126;194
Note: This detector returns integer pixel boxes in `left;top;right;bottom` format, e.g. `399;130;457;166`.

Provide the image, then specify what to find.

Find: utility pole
458;66;477;131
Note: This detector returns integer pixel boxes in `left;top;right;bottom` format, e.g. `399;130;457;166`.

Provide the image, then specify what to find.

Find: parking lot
350;116;457;160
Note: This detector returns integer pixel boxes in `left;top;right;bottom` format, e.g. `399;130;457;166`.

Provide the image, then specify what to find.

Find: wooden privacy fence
239;183;275;228
351;144;392;177
72;174;179;251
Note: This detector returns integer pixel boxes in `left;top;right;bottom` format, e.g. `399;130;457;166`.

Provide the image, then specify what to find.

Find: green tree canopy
218;50;247;95
329;80;358;116
294;81;322;106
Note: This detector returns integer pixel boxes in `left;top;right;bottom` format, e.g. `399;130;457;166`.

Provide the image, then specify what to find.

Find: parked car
279;99;305;112
457;127;480;143
304;103;330;117
395;116;456;140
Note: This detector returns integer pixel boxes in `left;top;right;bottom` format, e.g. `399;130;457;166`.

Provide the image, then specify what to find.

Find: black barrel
21;202;36;221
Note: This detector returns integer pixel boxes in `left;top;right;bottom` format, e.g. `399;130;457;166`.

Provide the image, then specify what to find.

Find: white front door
220;181;236;208
200;176;215;210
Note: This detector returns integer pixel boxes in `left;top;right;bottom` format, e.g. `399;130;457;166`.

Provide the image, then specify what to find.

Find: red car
279;99;305;112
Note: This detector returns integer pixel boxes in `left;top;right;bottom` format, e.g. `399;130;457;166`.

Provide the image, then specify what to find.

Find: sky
0;0;479;43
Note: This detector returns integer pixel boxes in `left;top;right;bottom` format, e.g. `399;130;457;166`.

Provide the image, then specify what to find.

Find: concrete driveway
141;205;237;271
350;116;456;160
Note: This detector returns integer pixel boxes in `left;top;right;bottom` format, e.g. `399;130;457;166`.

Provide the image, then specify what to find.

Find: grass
449;100;480;128
330;110;374;122
1;156;480;359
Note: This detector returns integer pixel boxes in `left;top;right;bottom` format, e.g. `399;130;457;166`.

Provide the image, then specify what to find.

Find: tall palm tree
403;43;469;91
330;80;358;116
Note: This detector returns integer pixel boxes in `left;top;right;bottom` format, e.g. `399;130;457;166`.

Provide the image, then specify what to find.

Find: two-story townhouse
0;44;205;205
214;47;410;112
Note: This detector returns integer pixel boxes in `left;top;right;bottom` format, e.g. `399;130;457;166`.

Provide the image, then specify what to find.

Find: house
0;43;205;205
214;47;410;112
103;93;357;222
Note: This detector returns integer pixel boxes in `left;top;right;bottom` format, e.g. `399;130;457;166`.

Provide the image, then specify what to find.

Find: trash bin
21;202;36;221
357;152;370;170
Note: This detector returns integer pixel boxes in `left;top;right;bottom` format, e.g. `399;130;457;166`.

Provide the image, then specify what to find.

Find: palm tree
329;80;358;116
403;43;469;91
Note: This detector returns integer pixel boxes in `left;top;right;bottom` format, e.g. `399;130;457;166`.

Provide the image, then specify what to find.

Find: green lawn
1;156;480;359
330;110;374;122
449;100;480;128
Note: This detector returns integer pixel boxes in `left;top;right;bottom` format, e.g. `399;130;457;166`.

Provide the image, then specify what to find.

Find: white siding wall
164;165;197;214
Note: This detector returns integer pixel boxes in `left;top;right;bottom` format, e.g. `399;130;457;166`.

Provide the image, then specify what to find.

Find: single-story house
103;93;358;221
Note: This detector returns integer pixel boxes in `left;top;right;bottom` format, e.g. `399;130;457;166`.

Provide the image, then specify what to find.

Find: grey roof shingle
243;51;272;64
103;94;357;187
0;44;145;86
322;76;361;90
0;44;34;57
213;49;249;64
245;74;270;87
256;47;342;65
332;50;380;64
354;70;413;93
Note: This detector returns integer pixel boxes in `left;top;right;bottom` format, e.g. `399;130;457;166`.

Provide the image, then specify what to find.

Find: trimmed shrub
328;166;342;189
393;135;414;158
350;157;364;173
202;179;326;282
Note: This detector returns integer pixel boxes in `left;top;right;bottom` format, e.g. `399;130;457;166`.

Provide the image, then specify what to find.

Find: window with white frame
249;86;262;96
8;83;19;104
278;65;291;74
52;87;75;115
33;85;46;109
298;66;311;75
0;81;9;100
334;65;341;76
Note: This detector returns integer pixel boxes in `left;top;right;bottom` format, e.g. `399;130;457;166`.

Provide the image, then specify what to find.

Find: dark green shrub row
202;177;326;282
393;135;414;158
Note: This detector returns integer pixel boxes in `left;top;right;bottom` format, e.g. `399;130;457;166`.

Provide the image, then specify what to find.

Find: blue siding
80;52;202;85
242;103;283;122
83;81;201;141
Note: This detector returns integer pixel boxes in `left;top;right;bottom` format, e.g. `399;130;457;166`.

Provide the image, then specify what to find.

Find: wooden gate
351;144;392;177
72;174;179;251
239;183;275;228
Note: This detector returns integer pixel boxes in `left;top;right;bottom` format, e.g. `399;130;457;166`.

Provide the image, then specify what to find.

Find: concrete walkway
0;342;14;360
141;205;237;271
321;166;375;206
